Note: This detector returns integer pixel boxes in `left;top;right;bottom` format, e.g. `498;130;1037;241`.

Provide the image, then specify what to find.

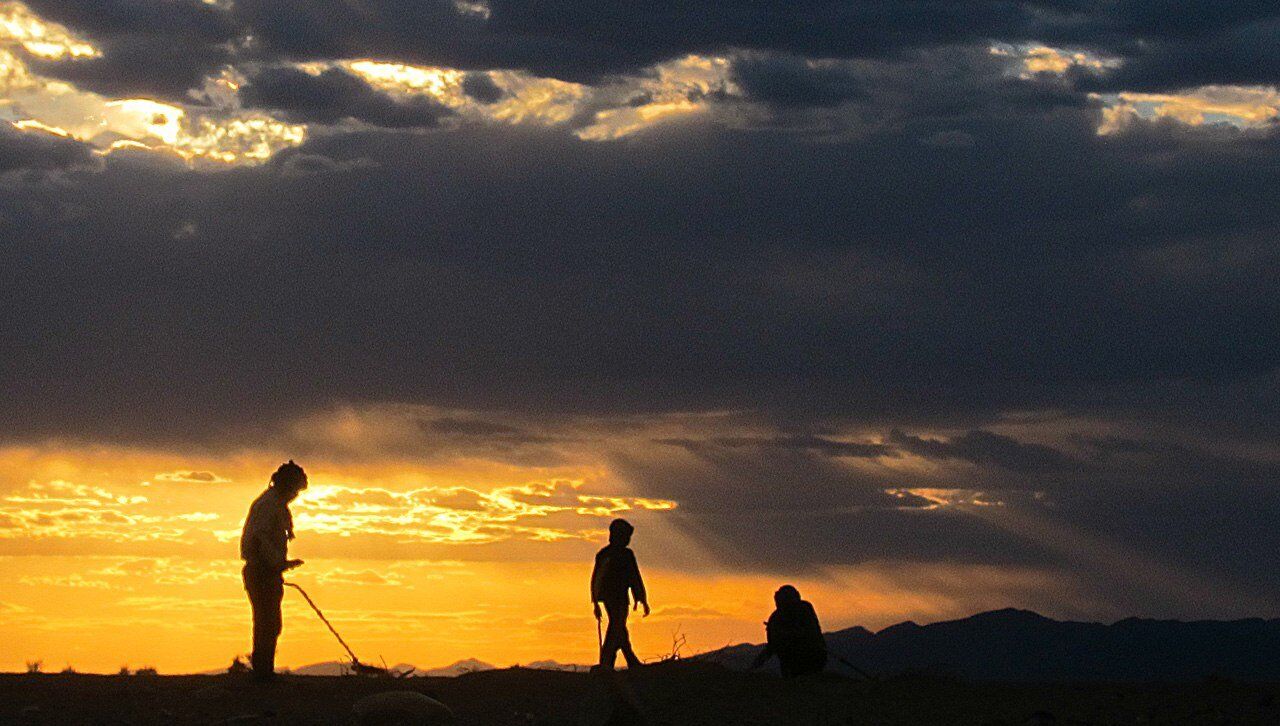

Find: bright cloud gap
2;0;1275;169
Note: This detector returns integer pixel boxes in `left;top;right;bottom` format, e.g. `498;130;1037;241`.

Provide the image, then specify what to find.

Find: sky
2;0;1280;674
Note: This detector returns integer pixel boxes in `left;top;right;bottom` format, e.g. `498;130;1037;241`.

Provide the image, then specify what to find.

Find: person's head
269;460;308;501
774;584;801;607
608;518;634;546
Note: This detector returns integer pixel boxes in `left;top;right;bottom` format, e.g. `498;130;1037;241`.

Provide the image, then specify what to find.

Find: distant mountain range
700;608;1280;681
201;608;1280;681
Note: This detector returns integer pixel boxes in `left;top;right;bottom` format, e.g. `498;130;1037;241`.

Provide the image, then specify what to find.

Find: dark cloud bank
238;67;453;128
4;0;1280;618
19;0;1280;99
7;117;1276;438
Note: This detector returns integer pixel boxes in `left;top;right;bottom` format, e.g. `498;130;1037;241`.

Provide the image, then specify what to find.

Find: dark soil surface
3;662;1280;725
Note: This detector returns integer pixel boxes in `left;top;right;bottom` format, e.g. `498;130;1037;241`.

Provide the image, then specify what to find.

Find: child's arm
590;552;603;618
628;550;649;616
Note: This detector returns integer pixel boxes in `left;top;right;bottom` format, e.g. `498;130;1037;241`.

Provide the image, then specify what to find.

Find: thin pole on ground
284;582;362;666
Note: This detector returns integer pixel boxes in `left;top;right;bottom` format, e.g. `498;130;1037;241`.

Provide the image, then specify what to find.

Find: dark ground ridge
4;661;1280;725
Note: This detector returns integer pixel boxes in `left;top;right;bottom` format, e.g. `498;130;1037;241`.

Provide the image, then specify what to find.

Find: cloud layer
2;0;1280;625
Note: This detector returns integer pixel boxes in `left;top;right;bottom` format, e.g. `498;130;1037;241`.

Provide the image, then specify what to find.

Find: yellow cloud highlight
1022;47;1113;76
346;59;589;126
0;47;38;93
0;438;678;560
3;1;730;161
154;470;230;484
102;99;184;144
578;99;705;141
347;61;463;102
1097;86;1280;134
884;487;1004;509
483;72;587;125
344;54;729;140
0;1;97;60
990;43;1119;79
293;479;676;545
0;9;305;165
577;55;729;140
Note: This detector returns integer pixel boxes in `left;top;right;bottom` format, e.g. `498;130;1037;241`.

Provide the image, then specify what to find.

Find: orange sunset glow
0;411;1096;674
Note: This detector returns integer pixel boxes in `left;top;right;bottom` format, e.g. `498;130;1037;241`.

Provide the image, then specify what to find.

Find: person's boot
250;653;275;683
622;648;643;670
251;669;275;684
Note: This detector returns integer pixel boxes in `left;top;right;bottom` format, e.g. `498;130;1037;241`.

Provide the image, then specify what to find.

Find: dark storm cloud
421;417;557;448
460;73;505;104
426;417;529;437
723;46;1092;130
238;67;453;128
616;445;932;516
4;111;1280;441
16;0;1280;105
0;123;96;172
1085;41;1280;95
222;0;1059;83
608;446;1053;573
611;424;1280;617
888;430;1079;474
657;436;891;458
20;0;236;42
225;0;1280;89
1075;435;1280;489
729;55;864;108
19;0;236;100
25;38;231;101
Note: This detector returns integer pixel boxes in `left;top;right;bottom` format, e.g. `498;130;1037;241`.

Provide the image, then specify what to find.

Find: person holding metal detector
591;518;650;671
240;460;307;682
749;585;827;678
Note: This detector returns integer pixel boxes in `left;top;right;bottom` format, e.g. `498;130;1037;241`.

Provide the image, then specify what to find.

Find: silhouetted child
749;585;827;677
240;460;308;681
591;518;649;670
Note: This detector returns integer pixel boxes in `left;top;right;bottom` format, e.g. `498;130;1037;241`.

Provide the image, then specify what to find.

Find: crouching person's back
751;585;826;677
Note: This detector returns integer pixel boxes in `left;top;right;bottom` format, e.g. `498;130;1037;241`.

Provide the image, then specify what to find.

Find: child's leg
606;601;643;668
601;601;633;669
599;638;618;669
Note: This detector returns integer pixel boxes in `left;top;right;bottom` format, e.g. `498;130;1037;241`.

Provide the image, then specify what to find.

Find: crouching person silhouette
240;460;307;681
591;518;649;671
750;585;827;678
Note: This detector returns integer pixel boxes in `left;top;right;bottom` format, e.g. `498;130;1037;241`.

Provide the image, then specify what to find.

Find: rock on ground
353;690;454;725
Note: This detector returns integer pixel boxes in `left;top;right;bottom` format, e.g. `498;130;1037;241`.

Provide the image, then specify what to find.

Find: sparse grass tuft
657;626;689;663
25;660;42;674
134;666;158;676
60;665;77;675
118;666;131;676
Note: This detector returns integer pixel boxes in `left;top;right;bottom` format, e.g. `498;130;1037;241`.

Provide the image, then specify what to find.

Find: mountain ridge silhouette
702;607;1280;681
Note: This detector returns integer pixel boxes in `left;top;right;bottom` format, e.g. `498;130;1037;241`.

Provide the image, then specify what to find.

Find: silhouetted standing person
750;585;826;678
591;518;649;670
240;460;307;681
